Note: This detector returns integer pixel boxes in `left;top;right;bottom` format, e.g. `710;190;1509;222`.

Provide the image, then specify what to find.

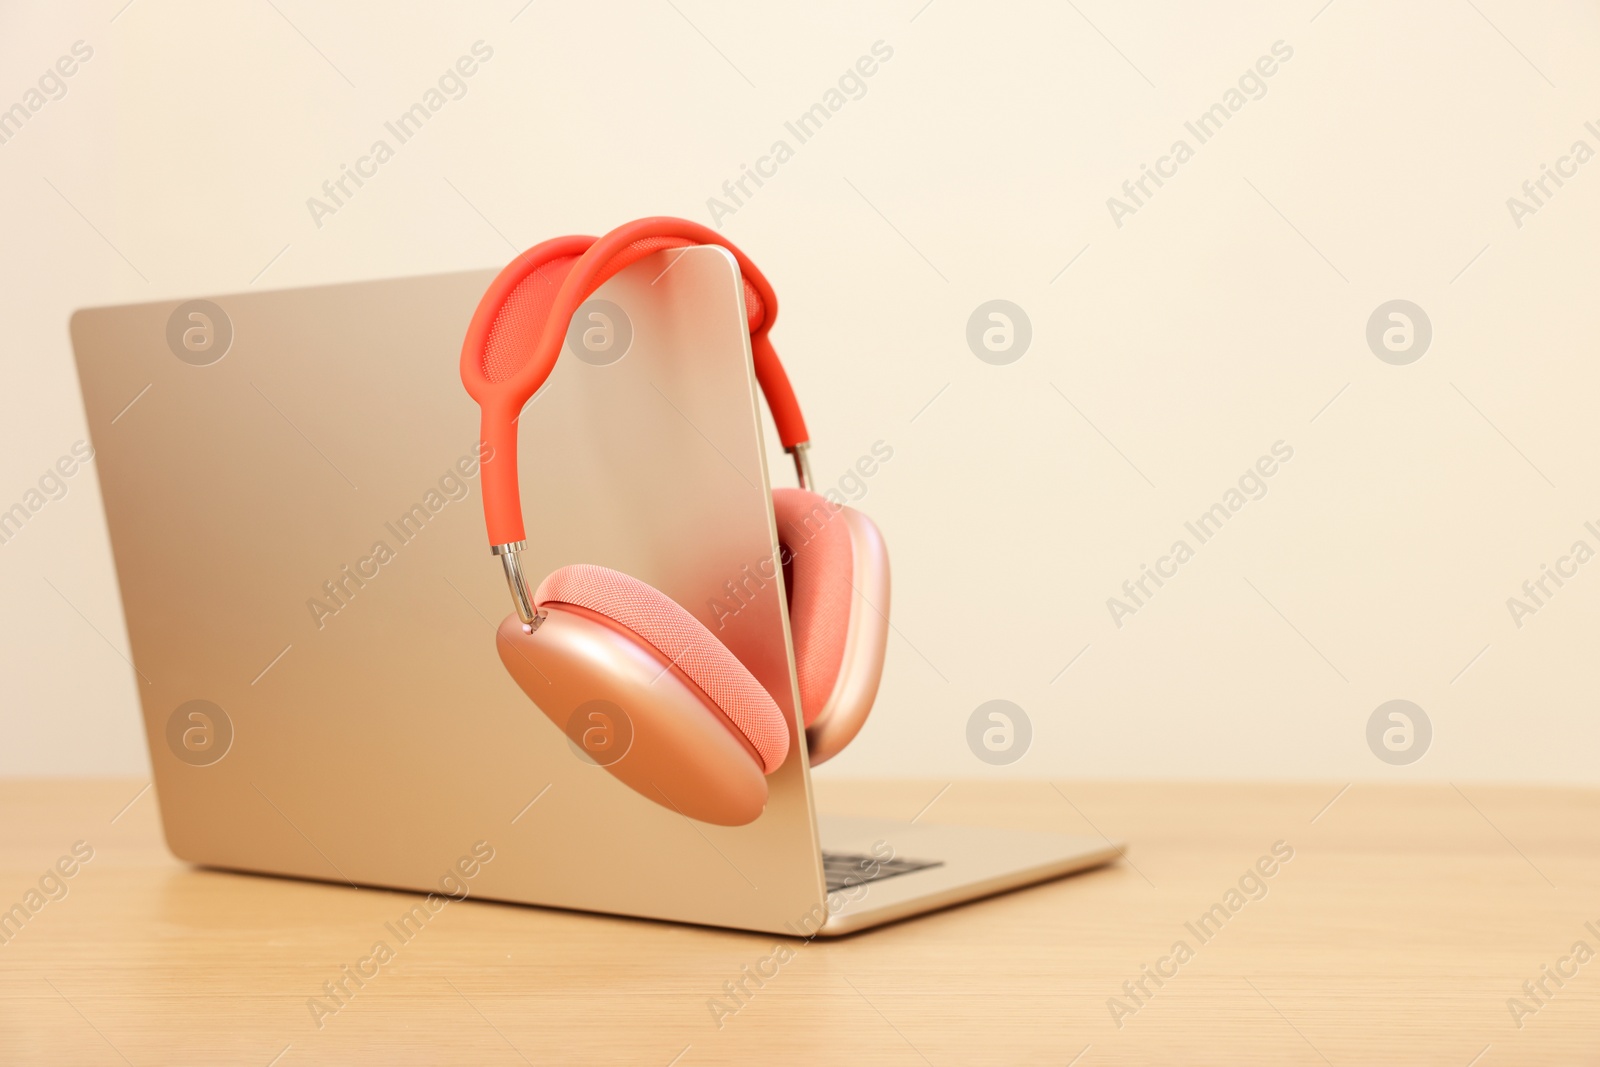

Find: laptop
69;244;1119;936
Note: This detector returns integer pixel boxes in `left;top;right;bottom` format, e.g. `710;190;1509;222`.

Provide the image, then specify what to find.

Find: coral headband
460;217;809;546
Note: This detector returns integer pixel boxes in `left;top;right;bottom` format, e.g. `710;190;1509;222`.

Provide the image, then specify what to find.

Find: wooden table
2;779;1596;1065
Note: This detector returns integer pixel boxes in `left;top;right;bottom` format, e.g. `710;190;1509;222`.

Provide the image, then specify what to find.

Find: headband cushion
773;489;857;728
481;252;579;384
478;238;767;384
535;564;790;773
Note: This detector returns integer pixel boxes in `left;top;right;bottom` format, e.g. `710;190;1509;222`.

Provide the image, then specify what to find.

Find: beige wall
3;0;1597;780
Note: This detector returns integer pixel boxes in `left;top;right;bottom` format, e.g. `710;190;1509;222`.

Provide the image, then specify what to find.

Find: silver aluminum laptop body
70;246;1119;936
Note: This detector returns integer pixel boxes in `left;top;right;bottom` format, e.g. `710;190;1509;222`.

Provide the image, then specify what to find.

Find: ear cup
536;565;790;772
494;564;788;826
772;489;890;764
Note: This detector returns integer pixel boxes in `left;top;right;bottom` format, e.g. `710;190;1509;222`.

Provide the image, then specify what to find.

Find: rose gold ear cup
495;606;769;826
804;507;890;765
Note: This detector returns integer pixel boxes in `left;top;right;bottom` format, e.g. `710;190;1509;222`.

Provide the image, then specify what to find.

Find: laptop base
811;816;1121;937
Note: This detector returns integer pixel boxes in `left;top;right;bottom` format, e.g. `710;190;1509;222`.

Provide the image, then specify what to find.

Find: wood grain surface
1;778;1596;1065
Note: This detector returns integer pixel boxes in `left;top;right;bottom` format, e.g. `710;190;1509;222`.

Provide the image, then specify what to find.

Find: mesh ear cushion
535;564;789;773
772;489;857;728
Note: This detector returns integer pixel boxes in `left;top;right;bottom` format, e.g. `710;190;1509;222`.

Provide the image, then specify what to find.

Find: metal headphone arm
491;440;812;634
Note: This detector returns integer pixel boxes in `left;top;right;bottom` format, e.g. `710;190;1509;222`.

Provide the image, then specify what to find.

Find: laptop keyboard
822;851;942;893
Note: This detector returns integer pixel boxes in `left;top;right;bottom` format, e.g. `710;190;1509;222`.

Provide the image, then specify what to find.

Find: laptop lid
70;245;826;934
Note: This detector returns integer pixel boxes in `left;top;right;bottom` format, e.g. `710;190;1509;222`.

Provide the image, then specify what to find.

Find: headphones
459;217;890;825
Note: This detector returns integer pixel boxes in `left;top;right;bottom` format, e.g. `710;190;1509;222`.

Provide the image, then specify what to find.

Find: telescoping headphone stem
492;540;541;631
495;442;810;631
787;441;814;495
